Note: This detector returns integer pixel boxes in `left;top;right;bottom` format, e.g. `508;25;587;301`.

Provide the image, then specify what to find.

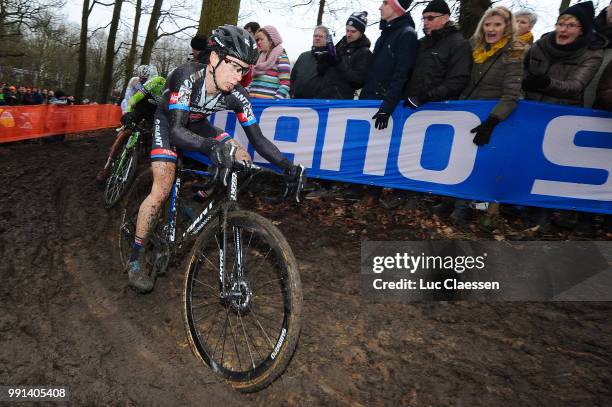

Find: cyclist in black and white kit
127;25;305;293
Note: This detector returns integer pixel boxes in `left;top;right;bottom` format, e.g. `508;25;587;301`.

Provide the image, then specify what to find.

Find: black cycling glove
121;112;134;126
210;141;234;169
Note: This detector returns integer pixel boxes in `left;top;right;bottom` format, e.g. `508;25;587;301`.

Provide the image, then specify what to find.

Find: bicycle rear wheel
105;134;140;209
183;210;302;392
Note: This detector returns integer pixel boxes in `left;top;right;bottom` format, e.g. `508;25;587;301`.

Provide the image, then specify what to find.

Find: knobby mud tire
182;210;302;393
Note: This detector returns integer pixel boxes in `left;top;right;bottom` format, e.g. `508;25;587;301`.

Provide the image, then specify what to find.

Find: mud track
0;132;610;406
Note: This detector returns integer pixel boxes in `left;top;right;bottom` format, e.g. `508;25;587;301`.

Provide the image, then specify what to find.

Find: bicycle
104;122;150;209
117;146;305;392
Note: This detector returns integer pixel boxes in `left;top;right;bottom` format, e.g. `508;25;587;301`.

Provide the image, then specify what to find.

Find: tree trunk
316;0;325;26
99;0;124;103
197;0;240;36
74;0;90;103
458;0;492;39
120;0;142;102
141;0;164;64
559;0;571;13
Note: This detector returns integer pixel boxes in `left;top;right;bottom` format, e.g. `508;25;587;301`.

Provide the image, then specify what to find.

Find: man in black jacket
404;0;472;109
290;26;330;99
360;0;418;131
358;0;418;206
380;0;473;210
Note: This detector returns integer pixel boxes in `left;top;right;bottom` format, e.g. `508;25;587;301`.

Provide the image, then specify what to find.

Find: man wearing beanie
360;0;418;131
358;0;418;206
316;11;372;99
300;12;373;200
378;0;471;209
404;0;472;109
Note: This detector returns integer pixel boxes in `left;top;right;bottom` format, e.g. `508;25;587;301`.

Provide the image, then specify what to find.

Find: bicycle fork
219;171;248;308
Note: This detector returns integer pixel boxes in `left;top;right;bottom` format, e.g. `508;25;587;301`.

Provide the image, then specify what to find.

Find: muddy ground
0;131;611;406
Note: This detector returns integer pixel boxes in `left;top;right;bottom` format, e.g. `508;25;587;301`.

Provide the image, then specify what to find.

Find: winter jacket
360;13;419;114
290;51;323;99
595;59;612;110
460;40;526;121
404;23;472;102
524;32;605;107
316;35;372;99
585;10;612;107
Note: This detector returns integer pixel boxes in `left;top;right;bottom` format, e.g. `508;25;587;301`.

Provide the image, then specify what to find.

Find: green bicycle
104;123;148;209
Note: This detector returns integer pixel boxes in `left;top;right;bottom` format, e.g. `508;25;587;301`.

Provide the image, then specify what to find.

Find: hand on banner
470;116;500;146
372;110;390;130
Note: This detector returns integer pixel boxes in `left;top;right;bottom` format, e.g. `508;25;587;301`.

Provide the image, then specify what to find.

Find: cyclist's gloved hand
470;116;500;146
210;141;234;169
283;164;307;203
372;110;390;130
121;112;134;126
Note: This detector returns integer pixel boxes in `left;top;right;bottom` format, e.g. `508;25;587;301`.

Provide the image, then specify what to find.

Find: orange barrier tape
0;104;121;143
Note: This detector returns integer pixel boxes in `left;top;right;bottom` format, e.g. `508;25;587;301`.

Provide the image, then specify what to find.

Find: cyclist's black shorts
151;112;225;163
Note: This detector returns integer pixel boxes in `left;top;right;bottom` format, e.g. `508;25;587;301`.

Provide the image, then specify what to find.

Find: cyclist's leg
127;113;177;293
134;161;175;241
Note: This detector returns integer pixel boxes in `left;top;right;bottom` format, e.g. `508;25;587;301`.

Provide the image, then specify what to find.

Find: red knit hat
388;0;413;16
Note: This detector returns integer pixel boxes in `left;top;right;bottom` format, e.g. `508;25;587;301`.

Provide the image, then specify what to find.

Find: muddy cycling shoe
127;260;154;293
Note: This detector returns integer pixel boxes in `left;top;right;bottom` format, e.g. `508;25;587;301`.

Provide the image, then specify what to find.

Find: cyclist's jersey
155;61;291;170
126;76;166;113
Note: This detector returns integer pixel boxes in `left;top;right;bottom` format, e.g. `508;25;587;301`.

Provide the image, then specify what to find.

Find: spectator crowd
236;0;611;233
0;85;94;106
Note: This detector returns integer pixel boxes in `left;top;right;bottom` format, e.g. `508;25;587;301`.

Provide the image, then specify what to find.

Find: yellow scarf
472;36;509;64
518;31;533;45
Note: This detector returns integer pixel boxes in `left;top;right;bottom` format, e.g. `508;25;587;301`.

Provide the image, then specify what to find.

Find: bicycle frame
161;153;246;298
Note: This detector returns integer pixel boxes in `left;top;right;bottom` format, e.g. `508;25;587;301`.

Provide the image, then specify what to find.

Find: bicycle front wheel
104;134;139;209
182;210;302;392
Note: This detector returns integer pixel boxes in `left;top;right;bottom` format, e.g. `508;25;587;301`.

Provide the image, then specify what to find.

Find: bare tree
141;0;164;64
75;0;92;103
120;0;143;101
99;0;125;103
458;0;492;38
0;0;65;58
198;0;241;36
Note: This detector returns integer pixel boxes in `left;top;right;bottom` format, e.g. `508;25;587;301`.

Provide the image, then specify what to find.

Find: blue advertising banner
207;99;612;214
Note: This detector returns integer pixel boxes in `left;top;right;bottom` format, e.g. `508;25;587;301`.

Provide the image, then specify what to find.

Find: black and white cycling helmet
210;25;259;66
135;64;158;80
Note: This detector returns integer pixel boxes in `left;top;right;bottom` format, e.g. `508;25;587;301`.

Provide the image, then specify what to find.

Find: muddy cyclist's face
209;52;249;93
